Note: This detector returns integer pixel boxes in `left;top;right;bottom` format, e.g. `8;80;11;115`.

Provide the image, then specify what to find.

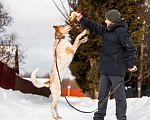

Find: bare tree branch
60;0;69;17
67;0;71;14
52;0;69;22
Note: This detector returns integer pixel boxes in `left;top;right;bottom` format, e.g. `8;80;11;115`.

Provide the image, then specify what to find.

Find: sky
3;0;75;79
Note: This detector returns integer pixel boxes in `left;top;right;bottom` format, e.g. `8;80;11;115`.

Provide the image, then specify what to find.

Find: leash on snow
55;37;132;113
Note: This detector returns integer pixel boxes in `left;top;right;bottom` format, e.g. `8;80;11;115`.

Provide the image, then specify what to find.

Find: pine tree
65;0;150;98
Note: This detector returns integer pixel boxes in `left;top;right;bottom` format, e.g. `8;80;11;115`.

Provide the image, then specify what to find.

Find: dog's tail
31;68;50;88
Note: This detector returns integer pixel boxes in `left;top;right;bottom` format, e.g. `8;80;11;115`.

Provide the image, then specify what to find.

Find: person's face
105;19;113;27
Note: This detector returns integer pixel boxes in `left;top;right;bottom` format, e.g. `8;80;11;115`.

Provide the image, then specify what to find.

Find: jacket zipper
114;44;116;48
115;53;118;65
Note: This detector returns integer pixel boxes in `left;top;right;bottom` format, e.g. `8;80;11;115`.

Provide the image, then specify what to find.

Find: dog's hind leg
55;104;62;119
50;96;59;120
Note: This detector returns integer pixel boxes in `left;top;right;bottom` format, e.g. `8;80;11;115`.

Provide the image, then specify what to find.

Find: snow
0;87;150;120
23;77;49;83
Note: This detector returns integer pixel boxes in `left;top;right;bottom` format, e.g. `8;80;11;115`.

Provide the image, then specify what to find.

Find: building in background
0;45;19;74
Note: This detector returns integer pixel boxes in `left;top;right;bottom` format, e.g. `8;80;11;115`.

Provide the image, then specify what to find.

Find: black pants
93;74;127;120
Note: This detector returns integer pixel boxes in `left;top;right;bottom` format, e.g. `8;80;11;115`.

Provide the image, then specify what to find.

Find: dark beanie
105;10;121;23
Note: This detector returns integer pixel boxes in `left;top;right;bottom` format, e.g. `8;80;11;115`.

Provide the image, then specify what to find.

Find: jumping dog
31;25;88;119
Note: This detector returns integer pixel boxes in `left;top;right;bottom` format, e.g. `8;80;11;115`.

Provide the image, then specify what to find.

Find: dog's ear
53;26;57;29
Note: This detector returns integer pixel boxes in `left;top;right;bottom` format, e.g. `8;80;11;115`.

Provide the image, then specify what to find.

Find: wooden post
68;86;71;97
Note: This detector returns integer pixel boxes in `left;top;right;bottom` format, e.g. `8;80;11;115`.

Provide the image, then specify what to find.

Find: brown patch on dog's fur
45;81;51;84
66;46;75;53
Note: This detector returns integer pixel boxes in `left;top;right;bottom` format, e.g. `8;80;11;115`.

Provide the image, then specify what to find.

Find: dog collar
55;36;65;39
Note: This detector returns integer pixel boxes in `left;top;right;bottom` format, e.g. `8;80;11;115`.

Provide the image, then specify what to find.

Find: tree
0;1;27;74
137;0;150;97
0;1;12;32
44;73;50;78
53;0;150;98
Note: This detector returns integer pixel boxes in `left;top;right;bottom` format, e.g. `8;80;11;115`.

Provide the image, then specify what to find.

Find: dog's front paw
82;29;87;35
79;37;88;44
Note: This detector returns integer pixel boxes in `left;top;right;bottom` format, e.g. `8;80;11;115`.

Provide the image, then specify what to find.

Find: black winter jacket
80;17;136;77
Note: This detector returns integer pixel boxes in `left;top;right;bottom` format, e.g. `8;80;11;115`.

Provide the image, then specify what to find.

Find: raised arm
79;16;106;37
70;11;106;37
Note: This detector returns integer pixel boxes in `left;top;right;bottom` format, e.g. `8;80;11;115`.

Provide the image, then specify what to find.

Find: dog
31;25;88;120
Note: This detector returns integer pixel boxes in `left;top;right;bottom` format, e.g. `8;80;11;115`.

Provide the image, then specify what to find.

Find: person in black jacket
71;10;137;120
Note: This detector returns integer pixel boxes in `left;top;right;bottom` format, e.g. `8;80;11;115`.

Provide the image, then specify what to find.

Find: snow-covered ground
0;87;150;120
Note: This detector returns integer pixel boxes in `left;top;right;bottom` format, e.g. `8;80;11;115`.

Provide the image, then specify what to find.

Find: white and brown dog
31;25;88;119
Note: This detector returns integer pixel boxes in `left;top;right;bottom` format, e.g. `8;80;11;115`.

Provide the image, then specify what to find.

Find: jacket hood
107;18;127;31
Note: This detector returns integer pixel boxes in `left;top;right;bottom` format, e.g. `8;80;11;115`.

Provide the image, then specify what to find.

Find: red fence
61;88;84;97
0;61;16;90
0;61;51;97
15;75;51;97
0;61;84;98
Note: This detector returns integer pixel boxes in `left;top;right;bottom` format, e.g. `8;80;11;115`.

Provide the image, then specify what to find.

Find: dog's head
53;25;71;39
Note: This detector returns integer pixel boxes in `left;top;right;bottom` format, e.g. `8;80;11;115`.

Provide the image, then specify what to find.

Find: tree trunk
89;57;98;99
138;34;144;98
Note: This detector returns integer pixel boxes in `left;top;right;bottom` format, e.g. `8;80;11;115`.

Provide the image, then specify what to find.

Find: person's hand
69;10;82;22
128;65;137;72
